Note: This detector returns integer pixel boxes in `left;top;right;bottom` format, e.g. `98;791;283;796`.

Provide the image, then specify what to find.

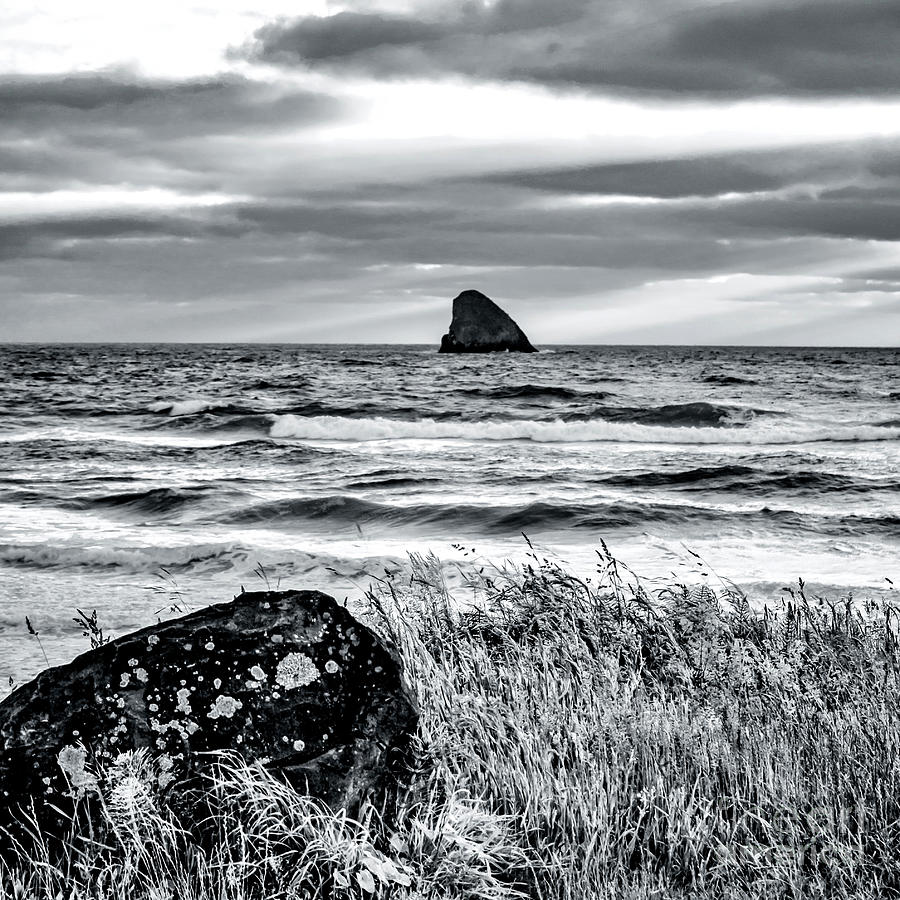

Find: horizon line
1;341;898;350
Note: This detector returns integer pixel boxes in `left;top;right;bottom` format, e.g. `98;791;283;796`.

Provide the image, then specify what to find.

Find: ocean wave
0;542;254;573
461;384;614;401
339;358;382;367
702;374;758;386
213;494;689;532
343;475;442;489
599;465;756;488
600;466;898;494
268;414;900;445
147;399;427;427
566;401;773;427
206;492;900;537
63;486;222;516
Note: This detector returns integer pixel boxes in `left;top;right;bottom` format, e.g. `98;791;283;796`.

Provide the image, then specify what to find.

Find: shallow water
1;343;898;684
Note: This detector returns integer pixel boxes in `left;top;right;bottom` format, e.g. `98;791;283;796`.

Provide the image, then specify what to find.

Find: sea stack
439;290;537;353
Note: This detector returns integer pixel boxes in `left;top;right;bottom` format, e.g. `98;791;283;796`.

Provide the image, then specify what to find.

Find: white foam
269;414;900;446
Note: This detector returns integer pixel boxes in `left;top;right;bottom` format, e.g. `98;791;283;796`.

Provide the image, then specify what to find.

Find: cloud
2;46;899;343
0;72;346;135
246;0;900;98
251;11;449;62
482;152;802;199
0;69;351;198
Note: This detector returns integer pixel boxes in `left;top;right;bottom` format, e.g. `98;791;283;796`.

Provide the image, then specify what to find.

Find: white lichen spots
176;688;192;715
128;658;139;668
119;673;131;688
135;668;149;683
250;665;267;681
185;721;199;735
282;736;289;743
116;697;125;709
183;643;192;651
149;703;159;712
207;695;243;720
213;678;222;690
270;634;284;644
292;739;305;752
157;755;174;787
57;745;99;797
205;641;215;651
275;653;319;689
197;676;204;682
147;635;159;647
325;660;340;675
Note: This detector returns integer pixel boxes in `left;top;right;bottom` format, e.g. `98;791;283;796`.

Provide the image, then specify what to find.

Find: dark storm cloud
247;0;900;98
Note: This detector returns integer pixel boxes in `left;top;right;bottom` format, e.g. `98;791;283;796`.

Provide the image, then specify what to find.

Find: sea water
1;343;898;684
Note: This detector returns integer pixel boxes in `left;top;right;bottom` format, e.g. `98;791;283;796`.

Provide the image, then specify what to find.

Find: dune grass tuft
4;545;900;899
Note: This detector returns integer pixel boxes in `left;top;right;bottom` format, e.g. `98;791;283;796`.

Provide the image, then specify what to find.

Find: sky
2;0;900;344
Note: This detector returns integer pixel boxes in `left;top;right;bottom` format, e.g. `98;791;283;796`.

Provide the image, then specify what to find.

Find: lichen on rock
276;652;320;689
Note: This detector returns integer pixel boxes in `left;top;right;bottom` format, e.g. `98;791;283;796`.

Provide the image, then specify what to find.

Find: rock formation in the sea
439;289;537;353
0;590;417;840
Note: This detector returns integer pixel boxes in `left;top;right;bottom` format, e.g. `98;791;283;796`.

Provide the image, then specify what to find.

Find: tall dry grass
4;545;900;899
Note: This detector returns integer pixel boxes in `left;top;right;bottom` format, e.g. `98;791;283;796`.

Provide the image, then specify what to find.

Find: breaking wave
269;414;900;445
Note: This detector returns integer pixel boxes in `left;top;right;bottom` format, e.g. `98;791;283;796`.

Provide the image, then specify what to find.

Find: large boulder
0;590;417;838
439;290;537;353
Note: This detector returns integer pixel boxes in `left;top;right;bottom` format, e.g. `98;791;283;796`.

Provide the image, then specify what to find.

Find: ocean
1;343;898;686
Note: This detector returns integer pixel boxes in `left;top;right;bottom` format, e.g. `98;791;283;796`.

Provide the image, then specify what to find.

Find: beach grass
4;545;900;899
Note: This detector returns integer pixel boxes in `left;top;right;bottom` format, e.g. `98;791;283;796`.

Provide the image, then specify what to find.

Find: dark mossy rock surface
439;290;537;353
0;590;417;836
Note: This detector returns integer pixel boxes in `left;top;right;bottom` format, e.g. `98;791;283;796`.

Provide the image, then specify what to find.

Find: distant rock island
439;290;537;353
